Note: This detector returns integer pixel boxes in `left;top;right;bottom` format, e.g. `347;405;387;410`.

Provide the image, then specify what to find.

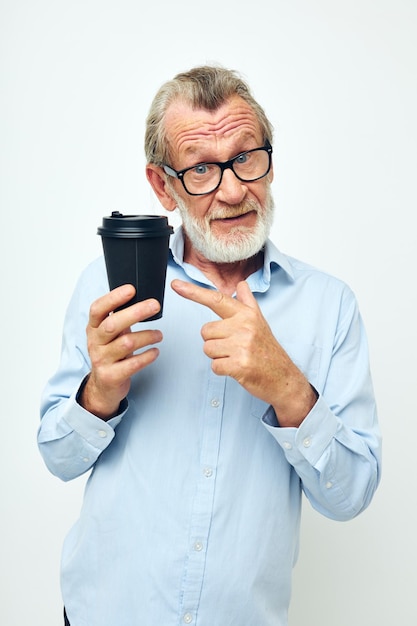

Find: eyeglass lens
183;148;270;195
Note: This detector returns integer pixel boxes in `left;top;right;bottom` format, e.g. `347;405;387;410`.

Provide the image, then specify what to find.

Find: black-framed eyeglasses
162;140;273;196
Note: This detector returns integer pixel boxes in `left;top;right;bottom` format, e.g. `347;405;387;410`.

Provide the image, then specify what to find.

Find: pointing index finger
171;279;241;319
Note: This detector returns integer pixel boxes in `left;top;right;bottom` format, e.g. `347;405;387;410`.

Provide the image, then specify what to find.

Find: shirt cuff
61;381;129;450
261;395;340;467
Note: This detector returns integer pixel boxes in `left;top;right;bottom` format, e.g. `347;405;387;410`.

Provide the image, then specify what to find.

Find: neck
183;235;264;296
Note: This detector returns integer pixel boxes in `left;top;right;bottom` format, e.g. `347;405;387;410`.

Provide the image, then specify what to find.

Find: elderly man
39;65;381;626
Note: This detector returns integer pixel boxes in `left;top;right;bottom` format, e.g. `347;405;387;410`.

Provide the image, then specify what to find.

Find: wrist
77;373;122;421
272;380;318;428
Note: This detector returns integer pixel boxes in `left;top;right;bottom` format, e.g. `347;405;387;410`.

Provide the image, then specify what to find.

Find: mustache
207;200;260;221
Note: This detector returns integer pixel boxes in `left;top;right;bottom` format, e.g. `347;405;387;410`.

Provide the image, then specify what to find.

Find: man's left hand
171;279;317;427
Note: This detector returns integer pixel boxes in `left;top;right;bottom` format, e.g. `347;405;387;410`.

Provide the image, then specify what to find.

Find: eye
193;164;209;175
235;152;249;165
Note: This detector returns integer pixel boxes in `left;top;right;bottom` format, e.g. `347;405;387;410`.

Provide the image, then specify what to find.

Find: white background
1;1;416;624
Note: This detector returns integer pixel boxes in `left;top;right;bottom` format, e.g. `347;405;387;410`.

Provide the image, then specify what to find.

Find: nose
215;167;247;205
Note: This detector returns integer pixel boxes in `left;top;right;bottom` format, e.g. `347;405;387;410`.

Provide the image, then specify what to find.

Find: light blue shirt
38;227;381;626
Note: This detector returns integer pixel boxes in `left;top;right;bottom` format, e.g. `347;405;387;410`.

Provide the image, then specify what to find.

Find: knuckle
212;291;225;305
119;332;135;353
96;368;113;387
239;354;251;372
89;349;105;370
86;336;94;356
89;299;101;321
102;315;117;335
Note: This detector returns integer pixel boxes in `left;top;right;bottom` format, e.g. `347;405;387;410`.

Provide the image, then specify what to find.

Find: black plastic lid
97;211;174;238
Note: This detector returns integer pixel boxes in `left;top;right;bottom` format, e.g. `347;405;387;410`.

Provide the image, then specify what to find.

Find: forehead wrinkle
165;96;261;163
181;130;256;161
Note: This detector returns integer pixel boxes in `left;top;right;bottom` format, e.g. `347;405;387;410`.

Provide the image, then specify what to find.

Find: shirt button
325;481;333;489
82;457;89;463
283;442;292;450
183;613;193;624
203;467;213;478
98;430;107;438
211;398;220;408
194;541;203;552
303;436;312;448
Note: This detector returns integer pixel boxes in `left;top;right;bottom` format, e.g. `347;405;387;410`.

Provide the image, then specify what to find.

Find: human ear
146;164;177;212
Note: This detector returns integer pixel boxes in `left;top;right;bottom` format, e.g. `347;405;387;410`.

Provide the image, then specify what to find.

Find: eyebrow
180;136;261;166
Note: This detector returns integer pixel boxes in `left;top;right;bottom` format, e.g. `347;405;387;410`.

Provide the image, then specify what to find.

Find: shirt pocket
250;341;322;419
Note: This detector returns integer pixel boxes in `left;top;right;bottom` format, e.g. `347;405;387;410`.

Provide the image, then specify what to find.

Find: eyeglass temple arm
163;164;180;179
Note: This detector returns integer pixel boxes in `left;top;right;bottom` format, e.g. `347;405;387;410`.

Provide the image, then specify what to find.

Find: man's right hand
79;284;162;421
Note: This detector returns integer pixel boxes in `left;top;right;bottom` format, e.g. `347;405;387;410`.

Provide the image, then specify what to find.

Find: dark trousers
64;607;70;625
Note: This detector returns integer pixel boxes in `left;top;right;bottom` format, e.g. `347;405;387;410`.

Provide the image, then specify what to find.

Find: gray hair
145;65;274;165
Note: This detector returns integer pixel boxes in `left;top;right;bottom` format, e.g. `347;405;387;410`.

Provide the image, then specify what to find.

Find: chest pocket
250;340;322;419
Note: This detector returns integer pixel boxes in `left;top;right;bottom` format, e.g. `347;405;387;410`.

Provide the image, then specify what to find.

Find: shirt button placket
179;375;225;623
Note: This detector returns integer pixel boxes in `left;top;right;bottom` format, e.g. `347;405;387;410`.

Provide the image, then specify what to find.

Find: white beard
171;185;274;264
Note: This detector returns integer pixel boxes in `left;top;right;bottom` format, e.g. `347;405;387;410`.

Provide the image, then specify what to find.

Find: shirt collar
170;226;294;292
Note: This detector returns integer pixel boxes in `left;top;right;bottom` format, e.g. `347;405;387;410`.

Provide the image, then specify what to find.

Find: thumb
236;281;260;310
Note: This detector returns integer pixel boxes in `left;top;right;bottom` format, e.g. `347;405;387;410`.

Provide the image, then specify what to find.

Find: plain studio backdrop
1;1;416;624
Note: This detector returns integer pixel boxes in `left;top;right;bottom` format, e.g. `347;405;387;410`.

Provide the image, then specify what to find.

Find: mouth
211;209;257;224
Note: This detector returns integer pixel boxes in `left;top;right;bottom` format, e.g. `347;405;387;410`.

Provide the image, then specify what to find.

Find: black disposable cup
97;211;174;321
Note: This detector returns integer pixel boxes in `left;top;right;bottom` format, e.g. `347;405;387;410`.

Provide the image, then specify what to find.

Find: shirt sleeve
38;260;128;481
262;287;381;522
38;383;127;481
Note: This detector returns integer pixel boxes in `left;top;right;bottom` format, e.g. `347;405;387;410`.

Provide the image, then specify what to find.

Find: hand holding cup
80;285;163;421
